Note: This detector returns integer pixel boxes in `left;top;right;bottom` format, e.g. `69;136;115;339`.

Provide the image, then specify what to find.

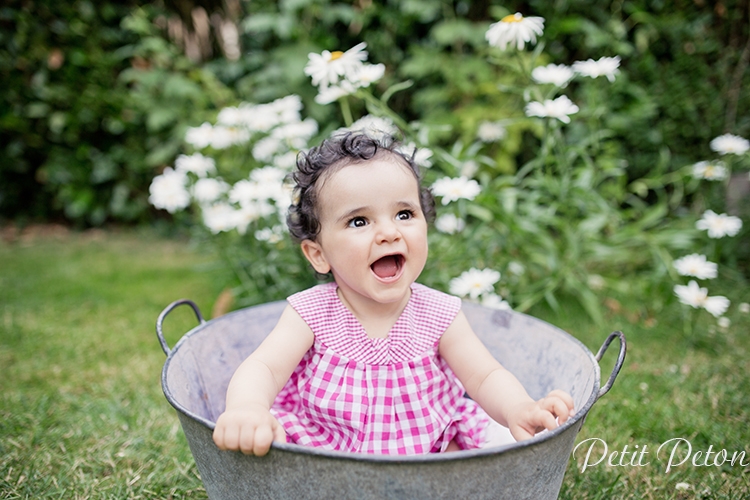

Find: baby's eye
348;216;368;228
396;210;414;221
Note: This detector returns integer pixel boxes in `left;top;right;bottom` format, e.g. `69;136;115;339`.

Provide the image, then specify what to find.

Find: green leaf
381;80;414;105
575;286;604;325
26;102;50;118
146;108;177;132
466;203;493;222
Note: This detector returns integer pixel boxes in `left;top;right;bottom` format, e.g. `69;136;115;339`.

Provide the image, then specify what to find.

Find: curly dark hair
286;132;435;243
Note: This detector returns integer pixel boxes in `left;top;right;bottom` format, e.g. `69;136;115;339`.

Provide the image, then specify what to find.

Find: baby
213;132;574;455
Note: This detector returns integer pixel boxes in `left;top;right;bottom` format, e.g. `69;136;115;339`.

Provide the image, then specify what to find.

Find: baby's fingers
509;423;535;442
545;397;572;424
545;390;575;424
212;426;226;449
547;390;574;412
249;425;274;456
215;422;241;451
274;421;287;444
536;407;559;432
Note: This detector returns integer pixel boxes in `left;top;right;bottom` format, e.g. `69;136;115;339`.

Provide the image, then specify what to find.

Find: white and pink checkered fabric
270;282;489;454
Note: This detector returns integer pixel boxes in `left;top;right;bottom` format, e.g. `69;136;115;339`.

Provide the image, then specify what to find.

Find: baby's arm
213;304;314;456
438;311;574;442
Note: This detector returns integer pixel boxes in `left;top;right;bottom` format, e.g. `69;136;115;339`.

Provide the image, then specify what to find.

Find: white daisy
350;63;386;87
674;280;730;317
250;166;287;185
434;213;466;234
481;293;512;310
717;317;731;329
507;261;525;276
216;105;246;127
192;178;229;205
460;160;479;178
413;147;434;168
253;136;283;163
184;122;215;150
431;176;482;205
239;201;276;234
228;179;264;207
531;63;575;87
704;296;731;318
738;302;750;313
304;42;368;89
673;254;718;279
674;280;706;309
202;203;240;234
273;151;299;170
675;483;691;492
525;95;579;123
340;115;399;141
709;133;750;155
148;167;190;213
208;125;251;149
271;118;318;144
696;210;743;238
273;182;294;214
572;56;621;82
234;204;264;235
450;268;501;299
174;153;216;177
477;121;507;142
238;103;282;132
255;225;286;244
691;160;727;181
485;13;544;51
398;142;434;168
267;95;303;118
314;81;357;105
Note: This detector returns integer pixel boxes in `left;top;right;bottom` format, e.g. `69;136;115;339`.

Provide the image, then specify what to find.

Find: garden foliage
148;3;748;326
2;1;749;228
1;1;232;225
2;1;748;323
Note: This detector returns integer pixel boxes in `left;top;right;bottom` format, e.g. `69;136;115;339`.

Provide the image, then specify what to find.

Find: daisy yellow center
330;51;345;61
502;13;524;23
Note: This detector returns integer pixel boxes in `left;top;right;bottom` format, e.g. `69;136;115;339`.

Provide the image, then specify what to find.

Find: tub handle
595;331;626;399
156;299;205;356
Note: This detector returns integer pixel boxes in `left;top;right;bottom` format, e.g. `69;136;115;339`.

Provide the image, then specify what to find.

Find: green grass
1;228;225;499
1;228;749;499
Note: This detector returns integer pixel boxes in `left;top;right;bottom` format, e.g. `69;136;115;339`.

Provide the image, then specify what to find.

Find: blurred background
2;0;749;228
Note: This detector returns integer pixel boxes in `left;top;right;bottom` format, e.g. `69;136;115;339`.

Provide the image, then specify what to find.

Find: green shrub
0;2;233;225
148;11;747;326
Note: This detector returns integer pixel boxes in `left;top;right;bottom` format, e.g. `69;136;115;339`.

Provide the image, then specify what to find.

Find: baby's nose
376;221;402;243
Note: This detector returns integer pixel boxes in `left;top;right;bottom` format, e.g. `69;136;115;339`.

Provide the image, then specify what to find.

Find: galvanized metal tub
157;299;625;500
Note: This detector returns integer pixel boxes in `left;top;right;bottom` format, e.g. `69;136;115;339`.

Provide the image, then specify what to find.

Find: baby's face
302;155;428;308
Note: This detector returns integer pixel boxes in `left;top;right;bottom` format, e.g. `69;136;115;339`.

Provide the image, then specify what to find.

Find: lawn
1;227;748;499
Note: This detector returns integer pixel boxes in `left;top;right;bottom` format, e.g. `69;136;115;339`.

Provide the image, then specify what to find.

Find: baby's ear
300;239;331;274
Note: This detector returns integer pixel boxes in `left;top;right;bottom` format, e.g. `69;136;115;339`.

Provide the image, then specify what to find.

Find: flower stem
513;51;529;78
356;90;413;134
339;96;354;127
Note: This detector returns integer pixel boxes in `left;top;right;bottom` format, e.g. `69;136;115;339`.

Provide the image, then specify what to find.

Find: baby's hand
212;405;287;456
506;389;575;442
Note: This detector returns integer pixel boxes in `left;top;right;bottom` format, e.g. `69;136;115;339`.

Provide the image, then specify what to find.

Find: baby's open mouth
370;254;404;279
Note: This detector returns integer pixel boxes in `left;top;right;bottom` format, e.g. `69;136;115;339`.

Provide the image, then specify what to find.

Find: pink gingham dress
270;282;490;454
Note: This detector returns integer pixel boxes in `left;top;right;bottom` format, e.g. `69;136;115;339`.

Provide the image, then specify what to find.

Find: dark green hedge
1;0;748;225
0;1;231;225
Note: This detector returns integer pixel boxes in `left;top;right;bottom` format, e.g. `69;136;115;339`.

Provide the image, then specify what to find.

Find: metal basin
157;299;625;500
